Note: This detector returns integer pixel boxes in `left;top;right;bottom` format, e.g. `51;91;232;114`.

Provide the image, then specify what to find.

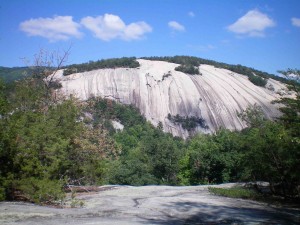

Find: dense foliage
63;57;140;76
167;113;209;131
275;69;300;138
208;187;260;200
0;67;32;83
0;64;118;204
87;98;185;185
143;56;201;75
174;64;200;75
248;74;267;87
84;97;300;197
142;56;202;67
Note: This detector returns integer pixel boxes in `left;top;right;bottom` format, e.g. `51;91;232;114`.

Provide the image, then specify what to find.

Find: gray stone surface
53;59;291;138
1;184;299;224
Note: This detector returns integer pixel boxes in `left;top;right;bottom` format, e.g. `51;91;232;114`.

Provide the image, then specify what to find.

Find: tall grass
208;187;260;200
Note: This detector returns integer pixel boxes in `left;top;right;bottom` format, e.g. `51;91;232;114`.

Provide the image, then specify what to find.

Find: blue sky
0;0;299;75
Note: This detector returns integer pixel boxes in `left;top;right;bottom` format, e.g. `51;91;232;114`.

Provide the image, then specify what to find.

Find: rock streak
54;59;289;138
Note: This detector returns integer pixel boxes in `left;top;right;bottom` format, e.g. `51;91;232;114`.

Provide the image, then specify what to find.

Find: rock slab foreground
0;184;299;225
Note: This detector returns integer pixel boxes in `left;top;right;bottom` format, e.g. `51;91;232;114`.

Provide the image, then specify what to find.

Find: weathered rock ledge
53;59;290;138
1;184;299;225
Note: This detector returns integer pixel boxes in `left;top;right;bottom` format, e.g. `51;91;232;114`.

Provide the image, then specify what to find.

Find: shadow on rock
139;201;300;225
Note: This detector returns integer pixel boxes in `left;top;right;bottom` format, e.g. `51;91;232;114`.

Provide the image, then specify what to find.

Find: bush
208;187;259;199
248;75;267;87
175;64;200;75
16;178;65;204
168;114;208;130
0;187;5;201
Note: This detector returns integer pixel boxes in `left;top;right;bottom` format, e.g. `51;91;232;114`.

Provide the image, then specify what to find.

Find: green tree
141;130;183;185
248;74;267;87
0;79;8;115
0;50;118;203
241;121;299;197
238;103;300;197
109;147;157;185
276;69;300;137
178;131;241;185
238;104;267;128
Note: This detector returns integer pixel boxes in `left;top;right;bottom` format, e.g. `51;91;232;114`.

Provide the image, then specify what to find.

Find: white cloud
291;17;300;27
20;16;82;42
81;14;152;41
123;22;152;40
188;11;195;17
227;9;275;37
168;21;185;32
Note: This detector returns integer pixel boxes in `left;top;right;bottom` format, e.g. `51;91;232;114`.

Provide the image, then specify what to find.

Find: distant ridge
1;56;291;85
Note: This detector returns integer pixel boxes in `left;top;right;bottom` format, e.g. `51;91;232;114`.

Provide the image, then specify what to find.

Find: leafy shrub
63;68;78;75
88;97;146;129
248;74;267;87
0;67;33;83
16;178;65;204
142;56;200;67
208;187;260;199
175;64;200;75
70;190;85;208
168;114;208;130
0;187;5;201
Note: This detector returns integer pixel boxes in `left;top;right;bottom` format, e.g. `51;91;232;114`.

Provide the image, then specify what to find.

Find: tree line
63;57;140;76
2;56;295;87
142;56;296;87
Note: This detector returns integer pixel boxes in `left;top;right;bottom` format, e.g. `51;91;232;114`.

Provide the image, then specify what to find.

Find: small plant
267;84;275;91
168;113;209;130
208;187;260;200
175;64;200;75
162;72;172;81
248;74;267;87
0;187;5;201
16;178;65;205
63;67;78;76
70;190;85;208
70;198;85;208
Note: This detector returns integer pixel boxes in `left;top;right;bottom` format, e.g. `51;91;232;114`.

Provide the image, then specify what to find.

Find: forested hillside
0;67;32;83
0;57;140;81
0;55;299;205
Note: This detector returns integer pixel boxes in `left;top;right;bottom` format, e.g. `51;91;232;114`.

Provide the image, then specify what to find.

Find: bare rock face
53;59;289;138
